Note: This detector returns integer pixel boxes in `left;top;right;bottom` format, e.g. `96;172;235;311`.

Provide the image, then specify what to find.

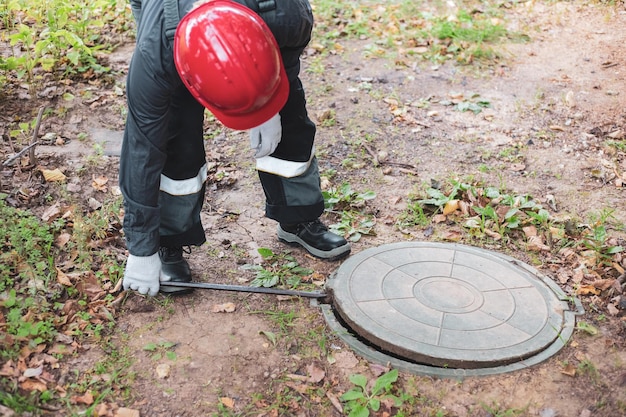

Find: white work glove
122;253;169;296
249;113;282;158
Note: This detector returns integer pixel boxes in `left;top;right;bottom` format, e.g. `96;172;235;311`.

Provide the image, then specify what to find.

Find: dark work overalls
120;0;324;256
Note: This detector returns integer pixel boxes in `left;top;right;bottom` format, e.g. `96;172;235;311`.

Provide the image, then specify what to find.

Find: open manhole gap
321;242;583;378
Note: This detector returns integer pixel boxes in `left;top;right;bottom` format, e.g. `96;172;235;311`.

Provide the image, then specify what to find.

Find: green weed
340;369;404;417
322;183;376;241
323;183;376;212
242;248;314;289
329;211;375;242
143;341;178;361
579;209;624;266
1;0;132;88
397;200;430;229
480;401;526;416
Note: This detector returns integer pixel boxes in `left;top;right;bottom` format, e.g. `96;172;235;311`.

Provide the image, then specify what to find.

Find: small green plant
340;369;404;417
396;199;430;229
143;341;178;361
323;183;376;212
322;183;376;241
242;248;313;289
579;209;624;266
418;178;474;209
578;359;600;382
576;320;599;336
480;401;525;417
329;211;375;242
606;139;626;152
455;95;491;114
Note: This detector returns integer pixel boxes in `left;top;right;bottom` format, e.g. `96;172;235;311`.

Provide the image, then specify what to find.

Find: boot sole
277;226;351;261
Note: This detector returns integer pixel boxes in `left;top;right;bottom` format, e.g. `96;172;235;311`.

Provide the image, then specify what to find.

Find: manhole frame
320;242;584;378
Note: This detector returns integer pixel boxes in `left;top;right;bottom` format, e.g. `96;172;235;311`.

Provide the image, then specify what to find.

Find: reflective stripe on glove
249;113;282;158
122;253;169;296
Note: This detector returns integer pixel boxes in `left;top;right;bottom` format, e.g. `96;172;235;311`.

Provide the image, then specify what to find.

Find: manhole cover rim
325;242;581;373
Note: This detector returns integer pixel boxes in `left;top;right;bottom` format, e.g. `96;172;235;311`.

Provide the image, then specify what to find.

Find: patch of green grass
480;401;526;417
0;194;62;359
1;0;132;88
397;200;430;230
606;139;626;152
0;191;130;414
311;0;525;65
399;177;625;267
242;248;314;289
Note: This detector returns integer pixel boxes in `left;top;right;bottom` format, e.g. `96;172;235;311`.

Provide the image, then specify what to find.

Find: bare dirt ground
2;1;626;416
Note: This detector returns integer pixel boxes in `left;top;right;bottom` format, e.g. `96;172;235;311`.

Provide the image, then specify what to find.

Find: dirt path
100;2;626;416
3;1;625;416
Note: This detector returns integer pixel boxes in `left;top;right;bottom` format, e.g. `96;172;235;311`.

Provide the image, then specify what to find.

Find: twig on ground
3;141;41;167
29;107;45;166
362;142;380;166
2;107;45;167
362;142;418;174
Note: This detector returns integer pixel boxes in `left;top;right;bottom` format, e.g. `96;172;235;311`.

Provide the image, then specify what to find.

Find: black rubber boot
277;219;351;260
159;247;194;295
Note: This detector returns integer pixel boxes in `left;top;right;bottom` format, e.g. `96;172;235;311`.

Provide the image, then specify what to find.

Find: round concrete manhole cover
325;242;581;376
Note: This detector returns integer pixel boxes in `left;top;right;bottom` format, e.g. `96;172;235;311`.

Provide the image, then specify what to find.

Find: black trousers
120;0;324;256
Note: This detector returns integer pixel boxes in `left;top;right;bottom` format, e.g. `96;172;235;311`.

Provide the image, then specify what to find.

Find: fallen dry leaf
558;247;577;260
591;279;617;292
576;285;601;296
115;407;140;417
40;168;67;182
94;402;117;417
71;391;94;405
484;229;502;241
458;200;470;216
433;213;447;223
326;391;343;413
56;267;72;286
41;203;62;222
285;382;312;394
92;175;109;192
55;232;71;248
607;303;620;316
333;350;359;369
0;361;18;378
155;363;170;379
442;199;459;215
220;397;235;409
441;230;463;242
47;343;76;355
211;302;236;313
19;378;47;392
561;363;577;377
306;363;325;383
523;225;538;237
22;365;43;378
527;235;550;251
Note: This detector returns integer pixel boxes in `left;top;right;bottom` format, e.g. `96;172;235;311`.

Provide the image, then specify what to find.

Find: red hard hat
174;0;289;130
